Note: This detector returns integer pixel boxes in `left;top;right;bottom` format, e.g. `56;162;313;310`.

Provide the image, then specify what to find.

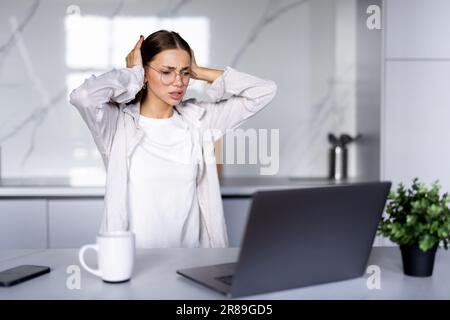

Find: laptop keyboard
215;274;234;286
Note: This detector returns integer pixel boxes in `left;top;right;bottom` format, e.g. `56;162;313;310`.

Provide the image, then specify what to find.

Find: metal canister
329;145;348;180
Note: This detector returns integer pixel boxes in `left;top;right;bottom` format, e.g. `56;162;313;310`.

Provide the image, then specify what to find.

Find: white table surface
0;247;449;300
0;177;369;197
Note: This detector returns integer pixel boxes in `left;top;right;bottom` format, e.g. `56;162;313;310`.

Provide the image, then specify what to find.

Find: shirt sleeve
198;66;277;141
69;66;144;162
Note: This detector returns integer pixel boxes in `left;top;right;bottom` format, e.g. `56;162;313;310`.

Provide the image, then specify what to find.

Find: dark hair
126;30;192;105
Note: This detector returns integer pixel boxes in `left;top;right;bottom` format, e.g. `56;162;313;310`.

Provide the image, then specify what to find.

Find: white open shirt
69;65;277;247
128;111;200;248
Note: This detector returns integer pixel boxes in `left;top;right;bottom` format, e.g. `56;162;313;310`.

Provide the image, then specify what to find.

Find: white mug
78;231;135;283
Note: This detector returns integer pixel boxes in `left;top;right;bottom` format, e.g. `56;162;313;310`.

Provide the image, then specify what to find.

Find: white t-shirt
127;110;200;248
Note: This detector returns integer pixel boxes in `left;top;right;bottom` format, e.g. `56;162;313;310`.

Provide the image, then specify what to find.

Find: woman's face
144;48;191;106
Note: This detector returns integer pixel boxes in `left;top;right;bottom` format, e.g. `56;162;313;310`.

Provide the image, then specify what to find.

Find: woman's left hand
190;48;199;79
189;48;224;83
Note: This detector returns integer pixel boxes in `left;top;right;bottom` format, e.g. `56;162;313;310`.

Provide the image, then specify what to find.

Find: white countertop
0;247;449;299
0;177;372;198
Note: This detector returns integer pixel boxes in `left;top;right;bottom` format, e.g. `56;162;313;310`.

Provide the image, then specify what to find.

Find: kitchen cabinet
0;177;386;248
48;199;103;248
0;196;387;249
47;198;252;249
222;198;252;247
0;200;47;249
0;197;251;249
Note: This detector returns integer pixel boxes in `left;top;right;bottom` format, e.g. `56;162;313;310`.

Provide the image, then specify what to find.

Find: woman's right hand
126;35;144;68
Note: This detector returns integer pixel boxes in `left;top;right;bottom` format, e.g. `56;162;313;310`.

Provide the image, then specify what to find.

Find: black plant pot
400;244;438;277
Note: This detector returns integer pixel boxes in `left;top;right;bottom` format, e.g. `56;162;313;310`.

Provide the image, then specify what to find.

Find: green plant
378;178;450;251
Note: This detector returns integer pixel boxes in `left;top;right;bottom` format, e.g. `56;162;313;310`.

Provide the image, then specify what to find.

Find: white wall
383;0;450;193
0;0;358;181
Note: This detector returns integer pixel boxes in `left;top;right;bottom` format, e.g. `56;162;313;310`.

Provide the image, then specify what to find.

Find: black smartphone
0;265;51;287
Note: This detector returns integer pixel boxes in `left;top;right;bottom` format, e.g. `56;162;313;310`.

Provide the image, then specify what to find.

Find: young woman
69;30;277;248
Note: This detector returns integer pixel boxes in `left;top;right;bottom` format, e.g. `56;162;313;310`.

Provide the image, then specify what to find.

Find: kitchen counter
0;177;374;198
0;247;449;299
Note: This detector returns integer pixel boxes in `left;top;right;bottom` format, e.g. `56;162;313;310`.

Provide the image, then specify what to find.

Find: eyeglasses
146;64;192;86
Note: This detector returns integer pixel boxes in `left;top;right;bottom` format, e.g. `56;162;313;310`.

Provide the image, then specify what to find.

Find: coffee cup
78;231;135;283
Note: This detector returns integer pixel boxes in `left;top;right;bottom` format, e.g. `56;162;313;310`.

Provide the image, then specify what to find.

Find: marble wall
0;0;360;184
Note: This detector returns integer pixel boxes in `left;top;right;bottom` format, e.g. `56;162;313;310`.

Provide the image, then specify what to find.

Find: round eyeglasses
147;64;192;86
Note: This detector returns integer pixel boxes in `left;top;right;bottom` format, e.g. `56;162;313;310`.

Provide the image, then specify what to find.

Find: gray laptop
176;181;391;298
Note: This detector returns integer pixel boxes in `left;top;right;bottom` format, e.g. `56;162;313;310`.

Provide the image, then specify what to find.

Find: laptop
176;181;391;298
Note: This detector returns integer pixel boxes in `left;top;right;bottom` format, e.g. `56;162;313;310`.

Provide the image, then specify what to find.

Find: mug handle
78;244;102;277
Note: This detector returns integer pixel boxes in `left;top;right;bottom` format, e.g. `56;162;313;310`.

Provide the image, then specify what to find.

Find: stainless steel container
328;133;361;181
329;145;348;180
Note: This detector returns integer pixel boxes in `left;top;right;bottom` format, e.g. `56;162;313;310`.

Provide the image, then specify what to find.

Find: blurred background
1;0;449;249
0;0;364;182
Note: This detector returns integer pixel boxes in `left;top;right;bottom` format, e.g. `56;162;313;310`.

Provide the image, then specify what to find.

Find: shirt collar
122;99;205;129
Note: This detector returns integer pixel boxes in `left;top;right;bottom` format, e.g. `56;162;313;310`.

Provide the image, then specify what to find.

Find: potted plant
378;178;450;277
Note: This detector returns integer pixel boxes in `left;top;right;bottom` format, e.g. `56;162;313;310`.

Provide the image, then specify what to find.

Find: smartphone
0;265;51;287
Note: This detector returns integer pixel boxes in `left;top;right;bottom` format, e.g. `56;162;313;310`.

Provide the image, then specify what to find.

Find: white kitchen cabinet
48;198;254;248
386;0;450;59
0;200;47;249
381;0;450;247
384;61;450;192
48;199;104;248
222;198;252;247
